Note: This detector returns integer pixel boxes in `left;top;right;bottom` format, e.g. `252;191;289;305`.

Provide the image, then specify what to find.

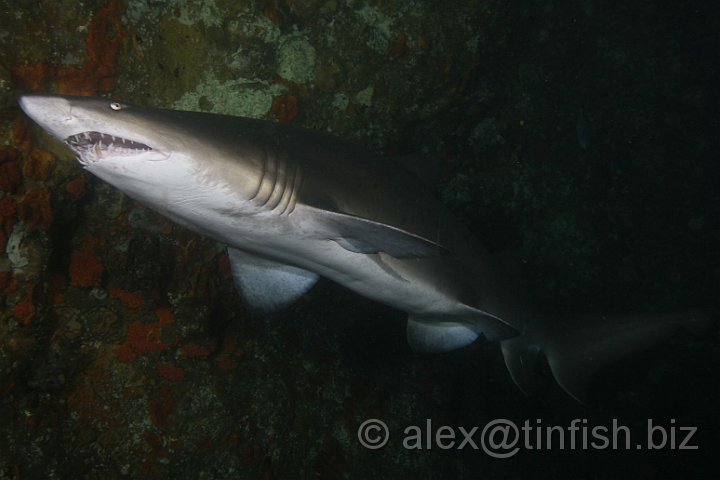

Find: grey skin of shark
19;93;715;402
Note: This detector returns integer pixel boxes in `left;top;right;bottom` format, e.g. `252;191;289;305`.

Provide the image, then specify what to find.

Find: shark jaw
17;95;171;166
64;131;154;165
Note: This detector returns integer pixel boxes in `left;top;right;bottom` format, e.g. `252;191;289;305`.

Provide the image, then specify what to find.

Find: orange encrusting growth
270;94;299;123
108;287;145;311
114;308;176;363
180;341;217;359
11;0;126;96
14;299;36;325
14;285;37;325
69;237;105;287
18;188;53;230
65;176;87;200
0;196;17;252
0;148;22;193
24;148;55;181
156;362;185;381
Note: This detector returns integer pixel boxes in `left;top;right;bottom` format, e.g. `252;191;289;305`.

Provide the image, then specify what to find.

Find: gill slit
265;155;287;211
248;150;267;201
253;149;278;207
248;138;301;216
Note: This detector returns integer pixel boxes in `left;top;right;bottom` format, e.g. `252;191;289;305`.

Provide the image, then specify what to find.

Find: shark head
19;94;173;166
19;94;273;234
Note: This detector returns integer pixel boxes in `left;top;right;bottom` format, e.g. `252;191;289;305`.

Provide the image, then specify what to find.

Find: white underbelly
156;197;467;317
236;232;461;316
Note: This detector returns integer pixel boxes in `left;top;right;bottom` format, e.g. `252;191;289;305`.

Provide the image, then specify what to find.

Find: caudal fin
501;309;717;402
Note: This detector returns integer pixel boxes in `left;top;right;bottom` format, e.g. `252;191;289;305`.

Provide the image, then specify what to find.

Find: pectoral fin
309;206;449;259
228;248;318;314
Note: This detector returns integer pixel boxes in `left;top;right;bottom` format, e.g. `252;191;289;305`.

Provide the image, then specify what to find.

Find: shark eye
109;102;127;111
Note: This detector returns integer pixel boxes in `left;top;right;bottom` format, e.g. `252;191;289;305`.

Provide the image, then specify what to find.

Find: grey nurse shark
19;93;715;402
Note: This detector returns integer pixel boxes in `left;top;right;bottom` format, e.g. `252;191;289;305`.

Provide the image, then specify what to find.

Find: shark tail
501;309;717;402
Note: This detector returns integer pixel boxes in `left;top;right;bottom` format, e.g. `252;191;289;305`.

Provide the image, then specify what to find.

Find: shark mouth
65;131;152;165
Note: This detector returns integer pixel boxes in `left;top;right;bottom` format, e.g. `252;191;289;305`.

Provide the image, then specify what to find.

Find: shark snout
19;94;72;120
19;94;74;140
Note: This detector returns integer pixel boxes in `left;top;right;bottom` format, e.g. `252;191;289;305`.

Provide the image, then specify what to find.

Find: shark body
19;94;714;401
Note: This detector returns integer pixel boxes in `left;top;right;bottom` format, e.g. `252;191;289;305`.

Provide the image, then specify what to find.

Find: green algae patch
173;73;286;118
277;35;317;84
